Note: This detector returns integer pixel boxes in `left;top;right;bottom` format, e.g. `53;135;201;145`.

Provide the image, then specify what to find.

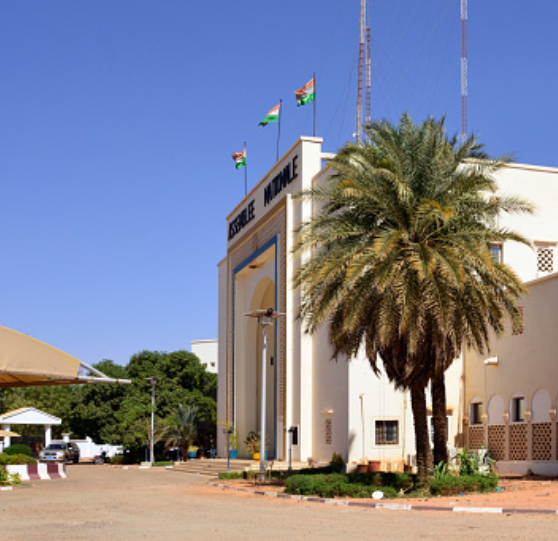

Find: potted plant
219;421;239;459
228;430;239;460
188;445;199;459
244;431;268;460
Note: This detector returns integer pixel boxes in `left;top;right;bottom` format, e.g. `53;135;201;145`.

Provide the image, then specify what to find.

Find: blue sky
1;1;556;366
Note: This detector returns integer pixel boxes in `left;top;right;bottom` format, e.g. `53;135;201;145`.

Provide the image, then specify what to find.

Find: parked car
39;443;80;464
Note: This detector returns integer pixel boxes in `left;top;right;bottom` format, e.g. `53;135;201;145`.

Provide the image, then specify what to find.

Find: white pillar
62;432;70;443
45;425;52;446
4;424;12;448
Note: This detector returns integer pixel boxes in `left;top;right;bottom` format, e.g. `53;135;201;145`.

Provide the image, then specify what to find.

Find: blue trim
231;235;278;442
233;236;277;275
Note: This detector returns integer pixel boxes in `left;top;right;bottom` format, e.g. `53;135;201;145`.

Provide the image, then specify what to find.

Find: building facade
217;136;558;471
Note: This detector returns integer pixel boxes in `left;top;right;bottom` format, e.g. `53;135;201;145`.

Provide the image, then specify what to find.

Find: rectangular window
513;397;525;422
429;416;450;441
325;419;332;445
489;243;503;264
375;420;399;445
471;403;483;425
512;306;524;336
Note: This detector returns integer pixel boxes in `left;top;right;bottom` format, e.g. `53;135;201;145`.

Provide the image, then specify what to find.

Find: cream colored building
217;136;558;472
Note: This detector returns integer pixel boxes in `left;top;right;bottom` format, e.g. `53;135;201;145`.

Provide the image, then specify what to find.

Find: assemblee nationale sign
228;154;299;242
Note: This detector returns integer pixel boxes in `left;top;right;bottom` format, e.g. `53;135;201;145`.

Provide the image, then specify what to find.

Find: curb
208;482;558;516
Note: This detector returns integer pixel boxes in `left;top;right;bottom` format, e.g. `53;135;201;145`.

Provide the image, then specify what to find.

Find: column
45;425;52;446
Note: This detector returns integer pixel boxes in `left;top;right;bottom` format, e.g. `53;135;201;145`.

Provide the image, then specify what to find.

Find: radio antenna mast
461;0;468;141
356;0;367;143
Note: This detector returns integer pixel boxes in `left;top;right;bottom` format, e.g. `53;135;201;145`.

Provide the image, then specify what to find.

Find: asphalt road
2;464;558;540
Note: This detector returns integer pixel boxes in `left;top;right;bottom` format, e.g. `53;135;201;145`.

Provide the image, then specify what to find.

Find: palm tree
293;113;532;477
163;404;199;461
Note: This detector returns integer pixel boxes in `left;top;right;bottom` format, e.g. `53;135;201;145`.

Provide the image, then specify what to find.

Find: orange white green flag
232;149;246;169
294;78;315;106
259;103;281;126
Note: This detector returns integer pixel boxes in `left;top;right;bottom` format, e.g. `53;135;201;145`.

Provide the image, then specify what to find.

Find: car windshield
46;444;66;450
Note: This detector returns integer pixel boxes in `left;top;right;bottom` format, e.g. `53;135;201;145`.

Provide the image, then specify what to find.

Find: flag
294;78;315;106
232;149;246;169
259;103;281;126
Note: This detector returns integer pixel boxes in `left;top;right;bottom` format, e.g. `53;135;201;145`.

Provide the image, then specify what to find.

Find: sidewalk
210;475;558;515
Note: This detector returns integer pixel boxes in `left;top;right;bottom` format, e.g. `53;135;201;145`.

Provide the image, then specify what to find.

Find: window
489;243;503;264
429;416;450;441
536;243;555;276
512;397;525;422
470;402;483;425
325;419;332;445
512;306;524;336
375;420;399;445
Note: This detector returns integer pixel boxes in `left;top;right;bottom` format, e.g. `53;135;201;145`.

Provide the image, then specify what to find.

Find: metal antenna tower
365;25;372;136
461;0;468;141
356;0;372;144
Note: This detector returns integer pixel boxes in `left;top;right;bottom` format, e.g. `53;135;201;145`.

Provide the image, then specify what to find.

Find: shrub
0;453;37;466
110;455;125;465
429;472;498;496
153;461;173;467
219;471;243;480
329;453;345;473
3;444;32;456
285;473;399;499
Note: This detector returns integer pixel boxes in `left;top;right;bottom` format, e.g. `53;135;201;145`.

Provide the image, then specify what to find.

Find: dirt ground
2;464;558;540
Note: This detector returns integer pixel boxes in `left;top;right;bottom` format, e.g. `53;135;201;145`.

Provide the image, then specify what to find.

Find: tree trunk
410;384;433;482
431;370;449;466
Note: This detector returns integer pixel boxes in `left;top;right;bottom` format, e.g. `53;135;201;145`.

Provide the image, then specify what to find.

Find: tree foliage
294;113;532;476
0;350;217;456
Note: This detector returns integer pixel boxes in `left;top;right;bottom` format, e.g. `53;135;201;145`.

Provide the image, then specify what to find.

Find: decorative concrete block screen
325;419;332;445
532;423;552;461
509;424;528;461
468;425;484;450
487;425;506;461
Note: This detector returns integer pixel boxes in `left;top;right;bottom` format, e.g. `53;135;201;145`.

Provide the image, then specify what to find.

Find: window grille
375;420;399;445
512;306;524;336
325;419;332;445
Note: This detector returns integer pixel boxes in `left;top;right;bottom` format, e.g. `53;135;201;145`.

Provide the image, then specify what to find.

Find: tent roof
0;326;130;388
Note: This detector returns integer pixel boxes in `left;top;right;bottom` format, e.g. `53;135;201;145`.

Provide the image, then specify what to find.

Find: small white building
0;407;61;451
217;135;558;471
191;339;218;374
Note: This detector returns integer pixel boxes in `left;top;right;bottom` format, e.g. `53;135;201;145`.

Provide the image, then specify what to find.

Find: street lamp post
245;308;285;480
224;427;234;472
147;377;160;464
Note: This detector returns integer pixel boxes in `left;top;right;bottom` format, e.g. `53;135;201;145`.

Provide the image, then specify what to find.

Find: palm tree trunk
410;384;433;482
431;370;449;466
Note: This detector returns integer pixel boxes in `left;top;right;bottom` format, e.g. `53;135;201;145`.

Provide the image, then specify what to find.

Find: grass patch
153;461;174;467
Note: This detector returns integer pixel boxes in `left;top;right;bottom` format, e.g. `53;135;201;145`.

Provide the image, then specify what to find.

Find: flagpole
244;141;247;197
277;99;282;162
313;72;316;137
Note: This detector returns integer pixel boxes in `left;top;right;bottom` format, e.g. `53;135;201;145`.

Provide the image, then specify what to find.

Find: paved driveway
2;464;558;540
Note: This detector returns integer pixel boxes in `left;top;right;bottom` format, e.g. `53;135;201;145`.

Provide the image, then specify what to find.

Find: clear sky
1;1;556;366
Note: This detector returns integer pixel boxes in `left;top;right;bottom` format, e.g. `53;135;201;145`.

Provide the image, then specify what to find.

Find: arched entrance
233;244;277;459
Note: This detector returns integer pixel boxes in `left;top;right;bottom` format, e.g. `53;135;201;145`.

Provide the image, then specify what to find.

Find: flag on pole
259;103;281;126
232;149;246;169
294;78;315;106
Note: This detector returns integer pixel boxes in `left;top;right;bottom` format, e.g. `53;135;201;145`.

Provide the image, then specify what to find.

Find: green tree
163;404;199;460
294;113;532;476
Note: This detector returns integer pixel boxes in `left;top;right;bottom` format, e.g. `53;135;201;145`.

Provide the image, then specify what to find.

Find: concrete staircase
169;458;312;477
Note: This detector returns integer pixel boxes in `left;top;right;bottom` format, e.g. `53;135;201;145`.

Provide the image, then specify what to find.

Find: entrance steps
169;458;312;477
